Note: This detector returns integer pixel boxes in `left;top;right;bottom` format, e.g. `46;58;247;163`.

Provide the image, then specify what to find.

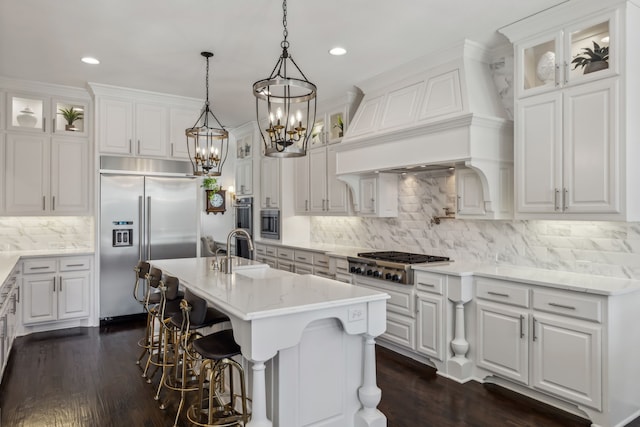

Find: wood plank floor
0;320;638;426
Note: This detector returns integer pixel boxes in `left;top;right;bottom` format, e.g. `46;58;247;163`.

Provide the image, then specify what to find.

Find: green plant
201;177;219;192
571;41;609;70
58;107;84;125
333;115;344;132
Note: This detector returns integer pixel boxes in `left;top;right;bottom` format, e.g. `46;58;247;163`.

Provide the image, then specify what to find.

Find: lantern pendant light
253;0;317;158
186;51;229;176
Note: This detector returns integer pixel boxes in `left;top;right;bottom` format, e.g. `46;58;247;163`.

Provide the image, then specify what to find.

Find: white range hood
334;40;514;218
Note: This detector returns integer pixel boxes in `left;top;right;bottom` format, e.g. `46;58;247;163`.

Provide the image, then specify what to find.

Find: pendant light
186;51;229;176
253;0;317;158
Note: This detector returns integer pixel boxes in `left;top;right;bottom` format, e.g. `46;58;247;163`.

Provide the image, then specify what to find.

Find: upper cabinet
89;83;202;161
515;12;616;99
6;92;90;137
232;123;257;197
501;0;640;221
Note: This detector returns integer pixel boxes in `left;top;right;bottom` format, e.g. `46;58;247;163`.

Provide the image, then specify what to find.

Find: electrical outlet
348;307;364;322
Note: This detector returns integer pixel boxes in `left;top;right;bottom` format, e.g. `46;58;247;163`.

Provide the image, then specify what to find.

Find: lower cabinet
22;256;91;325
0;264;20;381
415;272;445;362
475;277;603;411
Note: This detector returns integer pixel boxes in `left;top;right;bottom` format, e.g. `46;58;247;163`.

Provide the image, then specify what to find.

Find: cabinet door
50;138;90;214
22;274;57;324
360;177;377;214
236;160;253;196
58;271;90;320
53;98;89;137
309;148;327;212
456;168;485;216
563;79;618;213
326;145;349;214
416;293;443;361
5;134;50;214
476;302;529;385
260;157;280;208
169;107;200;159
515;32;562;98
98;98;133;154
135;103;168;157
532;314;602;410
516;92;562;213
7;93;48;132
294;156;310;214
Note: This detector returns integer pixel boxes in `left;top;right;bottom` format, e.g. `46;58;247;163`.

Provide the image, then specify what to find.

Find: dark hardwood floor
0;321;637;426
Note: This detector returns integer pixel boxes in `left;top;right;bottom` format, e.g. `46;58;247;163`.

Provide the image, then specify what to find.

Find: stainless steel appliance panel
260;209;280;240
235;197;253;259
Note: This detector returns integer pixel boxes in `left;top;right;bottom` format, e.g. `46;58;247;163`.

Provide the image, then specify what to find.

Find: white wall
311;172;640;280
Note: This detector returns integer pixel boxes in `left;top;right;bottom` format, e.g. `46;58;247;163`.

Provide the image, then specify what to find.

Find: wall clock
205;189;226;214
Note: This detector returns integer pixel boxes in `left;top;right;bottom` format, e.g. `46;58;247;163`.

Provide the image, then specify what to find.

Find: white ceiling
0;0;567;129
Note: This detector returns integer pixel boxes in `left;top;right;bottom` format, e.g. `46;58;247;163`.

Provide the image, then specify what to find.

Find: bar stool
187;329;251;426
134;261;152;365
137;265;162;371
163;289;230;426
140;267;165;380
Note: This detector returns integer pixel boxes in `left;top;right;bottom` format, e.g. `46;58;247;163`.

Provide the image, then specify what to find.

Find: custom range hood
334;40;514;218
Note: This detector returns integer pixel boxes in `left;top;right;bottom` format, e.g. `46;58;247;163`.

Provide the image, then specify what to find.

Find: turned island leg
355;334;387;427
247;360;272;427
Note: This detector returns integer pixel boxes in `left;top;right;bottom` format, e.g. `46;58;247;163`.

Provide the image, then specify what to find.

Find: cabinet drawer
334;257;349;272
276;247;293;260
314;253;329;268
313;267;332;279
476;277;530;308
415;271;444;295
265;246;277;257
383;311;416;350
23;259;57;275
533;289;603;323
294;249;315;265
294;264;313;275
59;256;91;271
277;260;295;272
254;244;267;256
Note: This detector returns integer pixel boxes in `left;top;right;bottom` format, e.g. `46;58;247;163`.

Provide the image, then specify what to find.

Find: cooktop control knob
366;270;373;276
385;273;392;280
391;274;400;282
373;271;381;278
350;266;357;273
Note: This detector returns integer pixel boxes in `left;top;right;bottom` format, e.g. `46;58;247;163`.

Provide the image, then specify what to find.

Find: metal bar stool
140;267;164;380
187;329;251;427
133;261;152;366
164;289;230;426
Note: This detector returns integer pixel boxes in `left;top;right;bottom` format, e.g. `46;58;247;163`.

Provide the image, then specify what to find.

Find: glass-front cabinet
7;93;89;137
516;12;615;98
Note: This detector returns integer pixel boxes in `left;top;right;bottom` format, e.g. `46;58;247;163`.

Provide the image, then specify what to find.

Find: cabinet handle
563;188;568;211
42;117;46;132
137;140;141;155
457;196;461;213
316;260;328;266
519;315;525;339
532;317;538;341
322;199;326;211
30;266;49;270
59;276;62;292
171;143;174;157
53;277;56;292
52;196;56;211
563;61;569;85
16;286;20;303
487;291;509;298
418;282;435;288
298;257;307;261
554;63;561;87
129;139;132;153
52;118;56;133
305;200;308;211
548;302;576;310
43;196;46;211
554;189;560;211
65;263;85;267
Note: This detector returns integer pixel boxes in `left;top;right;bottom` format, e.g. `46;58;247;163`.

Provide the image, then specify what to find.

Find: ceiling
0;0;567;129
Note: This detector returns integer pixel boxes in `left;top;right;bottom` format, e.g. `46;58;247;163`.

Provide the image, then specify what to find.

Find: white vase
536;51;556;84
16;108;37;127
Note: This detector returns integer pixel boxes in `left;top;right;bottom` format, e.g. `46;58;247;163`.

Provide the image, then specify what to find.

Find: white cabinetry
254;243;277;268
260;157;280;208
168;106;200;159
359;173;398;217
475;277;603;411
501;1;640;220
415;272;445;362
22;256;91;326
234;127;255;196
6;92;89;137
0;263;20;382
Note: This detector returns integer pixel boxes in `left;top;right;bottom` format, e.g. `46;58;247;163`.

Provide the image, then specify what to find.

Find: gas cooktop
348;251;451;285
356;251;450;265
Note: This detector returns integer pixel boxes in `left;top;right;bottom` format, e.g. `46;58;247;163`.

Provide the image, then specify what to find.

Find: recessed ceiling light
329;47;347;56
81;57;100;65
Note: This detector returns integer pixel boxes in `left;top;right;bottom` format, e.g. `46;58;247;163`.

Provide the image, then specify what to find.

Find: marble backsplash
0;216;94;251
311;172;640;280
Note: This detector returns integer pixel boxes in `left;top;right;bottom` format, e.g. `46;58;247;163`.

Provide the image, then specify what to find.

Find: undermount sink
235;268;285;280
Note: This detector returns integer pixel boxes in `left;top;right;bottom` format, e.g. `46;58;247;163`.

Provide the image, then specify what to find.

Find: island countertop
149;257;389;322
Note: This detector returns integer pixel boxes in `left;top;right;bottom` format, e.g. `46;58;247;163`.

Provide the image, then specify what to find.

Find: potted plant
571;41;609;74
58;107;84;131
333;115;344;138
201;176;220;201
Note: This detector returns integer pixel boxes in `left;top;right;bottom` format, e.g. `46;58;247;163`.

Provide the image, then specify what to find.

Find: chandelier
186;51;229;176
252;0;317;158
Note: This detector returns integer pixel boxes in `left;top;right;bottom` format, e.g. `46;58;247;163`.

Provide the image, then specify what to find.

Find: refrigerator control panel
113;229;133;247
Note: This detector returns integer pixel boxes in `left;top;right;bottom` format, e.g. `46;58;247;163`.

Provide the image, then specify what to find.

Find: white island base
150;257;389;427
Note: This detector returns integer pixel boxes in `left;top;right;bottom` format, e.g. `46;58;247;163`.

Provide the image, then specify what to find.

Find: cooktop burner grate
356;251;450;264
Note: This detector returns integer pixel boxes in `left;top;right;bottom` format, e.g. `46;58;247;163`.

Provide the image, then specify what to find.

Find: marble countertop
254;241;370;258
0;248;95;286
150;257;389;321
413;262;640;296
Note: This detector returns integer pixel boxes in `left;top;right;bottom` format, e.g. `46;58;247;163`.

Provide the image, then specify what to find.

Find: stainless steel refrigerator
100;174;198;319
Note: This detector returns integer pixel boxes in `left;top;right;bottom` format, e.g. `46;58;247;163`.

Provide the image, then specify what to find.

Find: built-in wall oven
235;197;253;259
260;209;280;240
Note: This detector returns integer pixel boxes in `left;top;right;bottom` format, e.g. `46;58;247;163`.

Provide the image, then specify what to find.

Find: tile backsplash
0;216;94;251
311;172;640;280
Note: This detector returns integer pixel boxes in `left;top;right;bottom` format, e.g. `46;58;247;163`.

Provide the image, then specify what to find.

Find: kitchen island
149;257;389;427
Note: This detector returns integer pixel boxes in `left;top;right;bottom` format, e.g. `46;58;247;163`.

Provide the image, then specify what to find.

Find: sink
235;268;285;280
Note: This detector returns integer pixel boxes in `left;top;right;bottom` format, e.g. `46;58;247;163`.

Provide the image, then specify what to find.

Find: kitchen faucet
221;228;254;274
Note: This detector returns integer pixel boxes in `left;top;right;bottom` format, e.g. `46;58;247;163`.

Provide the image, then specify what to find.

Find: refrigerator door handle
146;196;152;260
138;196;144;261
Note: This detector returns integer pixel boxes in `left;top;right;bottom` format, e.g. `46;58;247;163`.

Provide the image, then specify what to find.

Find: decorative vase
65;124;77;131
536;51;556;84
584;61;609;74
16;108;37;127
